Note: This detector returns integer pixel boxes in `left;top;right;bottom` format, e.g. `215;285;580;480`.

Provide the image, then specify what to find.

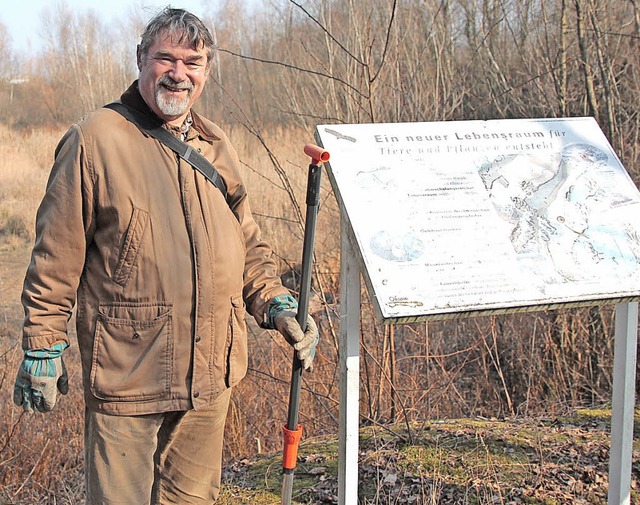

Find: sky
0;0;236;54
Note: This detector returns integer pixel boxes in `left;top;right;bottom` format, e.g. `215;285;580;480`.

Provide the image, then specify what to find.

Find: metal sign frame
317;118;640;504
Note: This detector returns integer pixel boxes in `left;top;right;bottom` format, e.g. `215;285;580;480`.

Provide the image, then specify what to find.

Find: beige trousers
84;388;232;505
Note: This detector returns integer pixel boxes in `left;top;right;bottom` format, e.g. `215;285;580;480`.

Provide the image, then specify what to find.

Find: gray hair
139;7;215;67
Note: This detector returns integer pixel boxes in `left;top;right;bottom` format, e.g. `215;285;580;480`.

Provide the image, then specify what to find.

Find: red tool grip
304;144;330;165
282;424;303;470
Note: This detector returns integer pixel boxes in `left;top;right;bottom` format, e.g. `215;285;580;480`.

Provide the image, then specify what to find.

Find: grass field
1;123;638;504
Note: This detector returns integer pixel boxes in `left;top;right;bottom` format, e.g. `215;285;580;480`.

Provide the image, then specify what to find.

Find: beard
155;76;194;117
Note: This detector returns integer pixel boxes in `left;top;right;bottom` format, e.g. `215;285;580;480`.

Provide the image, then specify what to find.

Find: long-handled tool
281;144;330;505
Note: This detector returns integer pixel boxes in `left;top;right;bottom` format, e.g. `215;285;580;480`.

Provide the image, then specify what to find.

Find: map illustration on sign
317;118;640;322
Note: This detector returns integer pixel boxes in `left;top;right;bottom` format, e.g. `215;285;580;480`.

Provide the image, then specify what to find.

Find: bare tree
0;21;14;79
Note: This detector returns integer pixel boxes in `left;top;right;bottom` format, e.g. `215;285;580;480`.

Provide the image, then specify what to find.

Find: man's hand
13;342;69;413
274;313;319;370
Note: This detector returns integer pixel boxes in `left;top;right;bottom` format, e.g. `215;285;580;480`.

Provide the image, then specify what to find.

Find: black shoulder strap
104;102;228;202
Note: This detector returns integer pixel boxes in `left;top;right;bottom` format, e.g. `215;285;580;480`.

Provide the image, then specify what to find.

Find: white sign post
338;207;361;505
317;118;640;505
609;302;638;505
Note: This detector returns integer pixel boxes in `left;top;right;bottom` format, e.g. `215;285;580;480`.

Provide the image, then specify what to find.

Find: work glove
267;294;319;370
13;341;69;413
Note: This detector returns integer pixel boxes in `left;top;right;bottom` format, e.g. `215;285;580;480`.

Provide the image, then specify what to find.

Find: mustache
158;76;194;92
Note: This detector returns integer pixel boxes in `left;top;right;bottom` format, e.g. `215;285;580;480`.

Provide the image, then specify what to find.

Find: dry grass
0;123;635;504
0;121;337;504
0;124;64;246
227;123;341;269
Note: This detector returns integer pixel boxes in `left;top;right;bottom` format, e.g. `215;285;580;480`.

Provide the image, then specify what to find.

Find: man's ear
136;45;143;71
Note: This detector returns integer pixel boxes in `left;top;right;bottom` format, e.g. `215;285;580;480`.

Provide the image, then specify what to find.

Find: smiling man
136;14;210;125
13;8;318;505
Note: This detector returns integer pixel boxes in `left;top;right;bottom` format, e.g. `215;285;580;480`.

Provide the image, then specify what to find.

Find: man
13;7;318;505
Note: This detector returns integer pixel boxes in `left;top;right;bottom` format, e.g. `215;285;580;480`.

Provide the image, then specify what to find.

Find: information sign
317;118;640;322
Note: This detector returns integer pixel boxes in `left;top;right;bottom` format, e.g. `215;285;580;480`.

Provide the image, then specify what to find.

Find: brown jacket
21;82;288;415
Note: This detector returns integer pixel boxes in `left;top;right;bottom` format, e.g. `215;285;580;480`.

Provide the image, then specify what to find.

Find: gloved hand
267;294;319;370
13;341;69;413
275;313;319;370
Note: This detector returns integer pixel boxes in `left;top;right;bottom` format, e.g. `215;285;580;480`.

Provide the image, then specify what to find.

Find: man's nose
168;60;188;80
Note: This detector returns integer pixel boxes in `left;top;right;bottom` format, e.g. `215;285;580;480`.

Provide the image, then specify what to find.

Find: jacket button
132;332;140;340
195;335;201;343
193;391;200;398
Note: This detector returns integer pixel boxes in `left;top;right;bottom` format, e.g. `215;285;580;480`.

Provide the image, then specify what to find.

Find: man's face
137;31;210;125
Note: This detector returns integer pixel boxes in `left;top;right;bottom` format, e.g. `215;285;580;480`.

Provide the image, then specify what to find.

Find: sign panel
317;118;640;322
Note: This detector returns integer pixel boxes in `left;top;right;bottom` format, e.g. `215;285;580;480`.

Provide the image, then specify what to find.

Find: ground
218;412;640;504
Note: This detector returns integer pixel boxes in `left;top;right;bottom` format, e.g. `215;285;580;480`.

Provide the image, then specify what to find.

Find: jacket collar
120;81;220;142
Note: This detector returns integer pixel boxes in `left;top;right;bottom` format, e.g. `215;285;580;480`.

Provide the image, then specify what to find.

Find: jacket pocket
225;296;248;387
90;303;173;401
113;207;149;287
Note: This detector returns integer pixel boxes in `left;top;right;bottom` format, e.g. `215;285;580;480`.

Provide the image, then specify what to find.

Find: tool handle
280;145;329;505
284;160;322;433
284;160;322;431
282;424;303;470
303;144;330;166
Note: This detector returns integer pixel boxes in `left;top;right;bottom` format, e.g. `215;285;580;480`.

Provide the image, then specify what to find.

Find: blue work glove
267;294;319;370
13;341;69;413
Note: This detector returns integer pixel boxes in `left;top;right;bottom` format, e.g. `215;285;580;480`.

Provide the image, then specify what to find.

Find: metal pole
338;209;361;505
281;145;329;505
608;302;638;505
